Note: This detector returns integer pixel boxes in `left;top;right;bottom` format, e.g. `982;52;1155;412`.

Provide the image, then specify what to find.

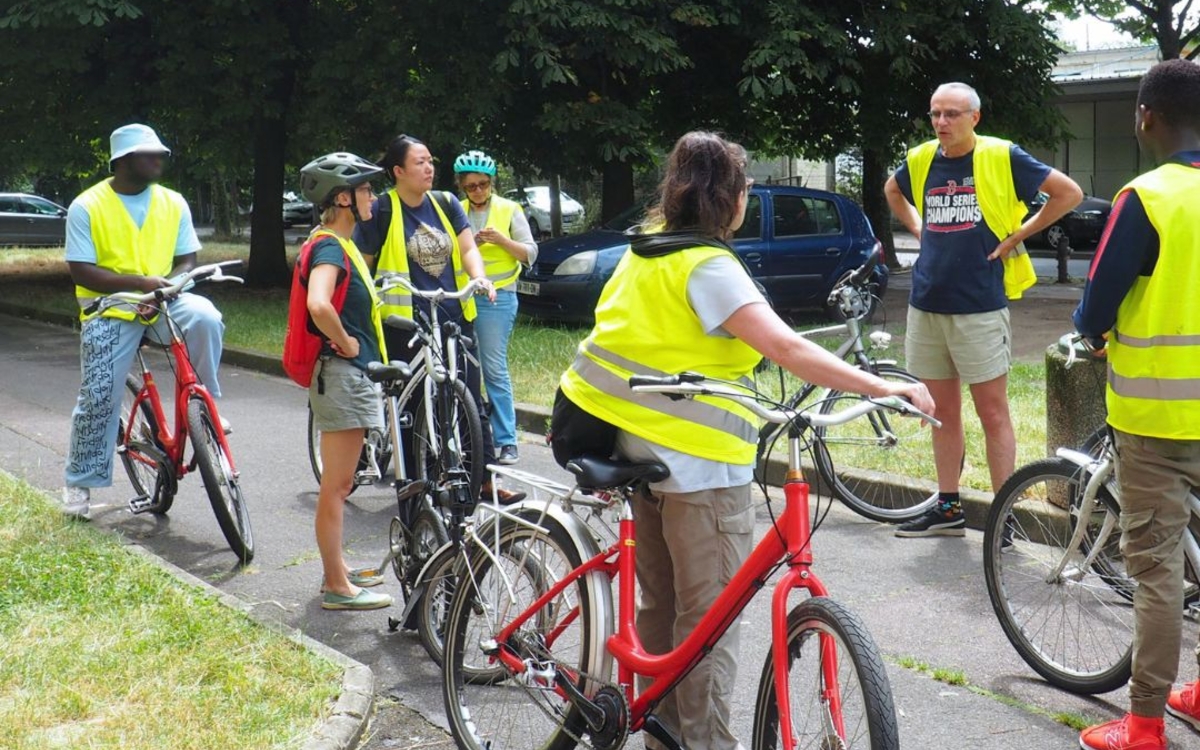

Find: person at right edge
559;131;935;750
884;81;1083;537
1074;59;1200;750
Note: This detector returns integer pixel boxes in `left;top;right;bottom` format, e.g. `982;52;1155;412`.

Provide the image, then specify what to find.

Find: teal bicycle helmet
453;150;497;177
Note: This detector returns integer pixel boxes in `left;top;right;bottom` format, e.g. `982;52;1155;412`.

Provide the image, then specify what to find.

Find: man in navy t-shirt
885;82;1082;537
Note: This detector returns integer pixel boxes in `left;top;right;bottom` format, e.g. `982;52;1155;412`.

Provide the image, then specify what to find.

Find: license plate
516;281;540;296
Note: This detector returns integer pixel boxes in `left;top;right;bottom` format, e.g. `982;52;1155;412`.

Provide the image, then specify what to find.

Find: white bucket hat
109;123;171;168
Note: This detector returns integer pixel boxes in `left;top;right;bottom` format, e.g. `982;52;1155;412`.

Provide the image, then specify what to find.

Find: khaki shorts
904;306;1011;384
308;356;383;432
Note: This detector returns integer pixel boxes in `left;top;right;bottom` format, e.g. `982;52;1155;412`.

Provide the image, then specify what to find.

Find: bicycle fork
770;471;845;750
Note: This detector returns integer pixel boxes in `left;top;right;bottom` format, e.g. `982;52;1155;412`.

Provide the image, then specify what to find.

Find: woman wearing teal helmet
454;150;538;465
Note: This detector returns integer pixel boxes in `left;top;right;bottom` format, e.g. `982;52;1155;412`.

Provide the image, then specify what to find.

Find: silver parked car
0;193;68;246
504;186;585;237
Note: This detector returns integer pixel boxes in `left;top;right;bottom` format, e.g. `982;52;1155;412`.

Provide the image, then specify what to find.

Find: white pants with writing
65;293;224;488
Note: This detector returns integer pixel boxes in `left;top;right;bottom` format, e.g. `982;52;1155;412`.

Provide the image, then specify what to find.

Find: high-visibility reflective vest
377;190;476;321
1106;163;1200;440
310;228;388;364
73;180;182;322
463;195;522;289
560;245;763;464
906;135;1038;300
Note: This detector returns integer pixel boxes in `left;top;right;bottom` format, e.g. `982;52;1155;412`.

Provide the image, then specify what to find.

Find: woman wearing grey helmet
454;150;538;466
297;151;393;611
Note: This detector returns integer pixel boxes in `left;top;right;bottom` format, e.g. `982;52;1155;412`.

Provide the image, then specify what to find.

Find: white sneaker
219;416;232;435
61;486;91;519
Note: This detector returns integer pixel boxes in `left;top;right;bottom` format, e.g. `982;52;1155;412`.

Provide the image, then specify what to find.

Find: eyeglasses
928;109;974;121
462;180;492;193
354;184;375;195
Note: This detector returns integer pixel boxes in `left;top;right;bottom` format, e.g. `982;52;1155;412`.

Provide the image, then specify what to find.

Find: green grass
0;473;341;750
0;243;1050;490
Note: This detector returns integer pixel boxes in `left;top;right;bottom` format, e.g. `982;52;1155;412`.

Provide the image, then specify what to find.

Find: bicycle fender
1055;448;1095;469
412;541;456;589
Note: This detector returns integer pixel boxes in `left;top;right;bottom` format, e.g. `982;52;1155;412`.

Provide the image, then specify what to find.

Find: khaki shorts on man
904;307;1011;384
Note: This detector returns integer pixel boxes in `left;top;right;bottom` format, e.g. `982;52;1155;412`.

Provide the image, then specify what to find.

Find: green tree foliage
1051;0;1199;59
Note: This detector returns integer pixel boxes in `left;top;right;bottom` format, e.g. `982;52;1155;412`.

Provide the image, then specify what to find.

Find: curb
1;469;374;750
0;305;996;531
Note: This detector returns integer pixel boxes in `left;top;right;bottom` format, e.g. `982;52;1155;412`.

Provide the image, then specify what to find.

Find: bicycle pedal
1188;603;1200;622
354;469;381;486
128;494;155;514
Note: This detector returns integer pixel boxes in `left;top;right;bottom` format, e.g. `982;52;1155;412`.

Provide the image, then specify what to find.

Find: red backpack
282;231;351;387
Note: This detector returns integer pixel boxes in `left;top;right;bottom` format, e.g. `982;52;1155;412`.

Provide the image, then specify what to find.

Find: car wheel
1044;224;1068;251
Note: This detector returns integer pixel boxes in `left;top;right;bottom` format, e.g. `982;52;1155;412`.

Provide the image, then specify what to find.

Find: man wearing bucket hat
61;123;224;520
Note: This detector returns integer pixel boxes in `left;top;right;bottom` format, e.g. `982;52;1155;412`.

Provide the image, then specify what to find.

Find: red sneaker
1079;714;1166;750
1168;681;1200;731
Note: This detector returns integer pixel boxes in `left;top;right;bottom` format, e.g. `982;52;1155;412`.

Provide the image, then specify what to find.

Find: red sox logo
946;180;958;196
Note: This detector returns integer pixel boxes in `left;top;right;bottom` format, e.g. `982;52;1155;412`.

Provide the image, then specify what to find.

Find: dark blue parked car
516;184;887;323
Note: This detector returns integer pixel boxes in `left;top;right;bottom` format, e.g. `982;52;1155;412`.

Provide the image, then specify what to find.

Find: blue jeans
65;293;224;488
474;289;519;448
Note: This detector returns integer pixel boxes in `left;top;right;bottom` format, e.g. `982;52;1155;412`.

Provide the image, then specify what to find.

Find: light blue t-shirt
65;186;201;264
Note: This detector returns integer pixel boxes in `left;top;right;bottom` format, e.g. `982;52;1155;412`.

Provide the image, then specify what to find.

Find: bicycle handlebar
82;260;244;316
377;273;486;302
629;372;941;429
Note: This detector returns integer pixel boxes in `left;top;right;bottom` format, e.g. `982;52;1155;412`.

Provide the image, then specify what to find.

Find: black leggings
385;323;495;482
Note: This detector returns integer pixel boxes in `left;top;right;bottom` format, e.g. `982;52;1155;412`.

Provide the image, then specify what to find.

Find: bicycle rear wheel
119;374;174;514
188;397;255;563
443;511;611;750
983;458;1132;694
751;597;898;750
814;365;938;523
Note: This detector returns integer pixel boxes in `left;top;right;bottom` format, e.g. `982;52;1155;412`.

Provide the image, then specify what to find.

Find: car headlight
554;250;598;276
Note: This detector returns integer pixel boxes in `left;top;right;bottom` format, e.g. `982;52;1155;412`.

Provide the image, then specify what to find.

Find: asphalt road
3;312;1200;749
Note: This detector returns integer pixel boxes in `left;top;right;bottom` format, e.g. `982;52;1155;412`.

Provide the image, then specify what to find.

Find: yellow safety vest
560;245;763;464
73;180;182;322
462;194;522;289
1106;163;1200;440
906;135;1038;300
377;190;476;321
309;228;388;363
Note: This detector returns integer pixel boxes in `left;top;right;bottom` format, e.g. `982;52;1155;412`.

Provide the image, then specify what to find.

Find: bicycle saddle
365;360;412;383
565;456;670;490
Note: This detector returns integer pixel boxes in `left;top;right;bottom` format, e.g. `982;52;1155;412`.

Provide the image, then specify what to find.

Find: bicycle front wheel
188;397;255;563
443;511;610;750
415;378;485;500
814;365;938;523
752;597;898;750
983;458;1132;694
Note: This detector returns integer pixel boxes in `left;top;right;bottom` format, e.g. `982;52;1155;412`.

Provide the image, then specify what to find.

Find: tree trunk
211;171;234;240
601;158;635;224
246;112;291;287
861;146;900;270
549;173;564;237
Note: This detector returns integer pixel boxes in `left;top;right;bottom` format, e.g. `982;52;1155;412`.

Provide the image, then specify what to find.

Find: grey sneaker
498;445;519;465
61;486;91;519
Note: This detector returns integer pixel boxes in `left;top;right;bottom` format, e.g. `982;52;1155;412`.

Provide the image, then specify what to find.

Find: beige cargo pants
1114;429;1200;717
633;483;755;750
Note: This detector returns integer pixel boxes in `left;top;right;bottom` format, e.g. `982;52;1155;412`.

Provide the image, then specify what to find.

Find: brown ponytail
644;131;747;239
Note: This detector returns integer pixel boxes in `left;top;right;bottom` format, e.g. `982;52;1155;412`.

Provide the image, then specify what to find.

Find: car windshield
602;202;648;232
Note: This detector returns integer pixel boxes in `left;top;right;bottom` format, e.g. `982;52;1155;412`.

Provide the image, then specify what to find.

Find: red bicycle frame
123;325;236;478
493;471;843;750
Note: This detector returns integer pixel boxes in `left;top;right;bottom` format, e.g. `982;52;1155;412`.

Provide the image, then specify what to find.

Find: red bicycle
440;373;938;750
88;261;254;563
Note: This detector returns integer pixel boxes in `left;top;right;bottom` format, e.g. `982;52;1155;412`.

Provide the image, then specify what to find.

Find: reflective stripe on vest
1106;162;1200;439
463;195;522;288
309;228;388;363
560;245;763;464
73;180;182;322
906;135;1037;300
377;190;476;322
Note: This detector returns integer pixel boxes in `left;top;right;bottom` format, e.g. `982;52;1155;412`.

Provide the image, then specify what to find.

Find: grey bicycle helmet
453;150;497;177
300;152;383;207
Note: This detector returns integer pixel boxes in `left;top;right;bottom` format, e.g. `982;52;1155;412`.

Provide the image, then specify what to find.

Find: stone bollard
1045;333;1107;456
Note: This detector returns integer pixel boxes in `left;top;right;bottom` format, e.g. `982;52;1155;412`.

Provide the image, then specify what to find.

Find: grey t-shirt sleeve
686;254;767;336
508;208;538;267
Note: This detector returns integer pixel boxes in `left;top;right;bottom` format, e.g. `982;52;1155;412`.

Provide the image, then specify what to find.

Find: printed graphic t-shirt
895;144;1050;314
354;192;471;321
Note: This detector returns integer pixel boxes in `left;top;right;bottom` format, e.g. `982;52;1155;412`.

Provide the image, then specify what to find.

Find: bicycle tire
443;510;610;750
404;504;450;594
751;597;899;750
414;378;485;501
418;537;546;682
983;458;1132;694
119;374;174;514
813;365;938;523
188;397;255;563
